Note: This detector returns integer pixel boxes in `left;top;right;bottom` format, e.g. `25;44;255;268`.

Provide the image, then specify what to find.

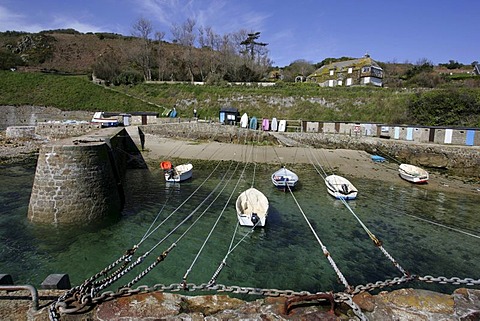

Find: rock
365;288;455;321
453;288;480;320
95;292;182;320
2;288;480;320
353;292;375;312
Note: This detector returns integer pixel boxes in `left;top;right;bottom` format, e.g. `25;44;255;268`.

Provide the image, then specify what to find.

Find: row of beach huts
218;107;480;147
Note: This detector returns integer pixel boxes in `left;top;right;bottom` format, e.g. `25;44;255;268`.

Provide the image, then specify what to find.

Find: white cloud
0;5;39;32
50;15;105;33
134;0;270;35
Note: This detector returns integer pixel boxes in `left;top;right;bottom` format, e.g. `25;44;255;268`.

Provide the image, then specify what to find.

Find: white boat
398;164;429;184
161;161;193;182
91;111;119;127
271;166;298;190
324;175;358;200
235;187;269;227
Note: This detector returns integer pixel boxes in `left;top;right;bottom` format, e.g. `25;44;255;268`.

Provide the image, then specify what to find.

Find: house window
371;67;383;78
328;79;335;87
362;67;370;73
329;69;334;76
348;67;353;74
346;78;352;86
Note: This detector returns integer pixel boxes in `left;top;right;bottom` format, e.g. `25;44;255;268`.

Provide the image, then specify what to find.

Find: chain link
49;275;480;320
418;275;480;286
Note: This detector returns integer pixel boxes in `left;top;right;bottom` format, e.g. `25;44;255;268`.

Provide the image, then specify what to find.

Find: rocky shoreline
1;286;480;320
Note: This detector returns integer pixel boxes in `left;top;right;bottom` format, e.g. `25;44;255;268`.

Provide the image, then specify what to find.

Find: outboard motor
251;213;260;226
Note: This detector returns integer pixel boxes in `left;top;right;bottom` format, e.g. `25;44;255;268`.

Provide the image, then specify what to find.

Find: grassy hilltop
2;70;480;127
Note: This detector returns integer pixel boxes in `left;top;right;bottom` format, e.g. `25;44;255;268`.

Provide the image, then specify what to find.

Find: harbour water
1;159;479;295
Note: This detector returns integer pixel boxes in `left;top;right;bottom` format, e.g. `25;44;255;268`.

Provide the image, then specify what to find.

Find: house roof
219;107;239;113
309;55;382;77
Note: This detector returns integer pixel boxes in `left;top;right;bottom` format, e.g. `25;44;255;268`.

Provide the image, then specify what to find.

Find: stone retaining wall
0;105;92;129
142;122;480;179
35;122;101;139
142;121;277;144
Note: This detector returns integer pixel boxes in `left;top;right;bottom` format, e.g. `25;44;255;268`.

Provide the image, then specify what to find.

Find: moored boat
91;112;119;127
271;166;298;191
161;161;193;182
325;175;358;200
371;155;386;162
235;187;269;227
398;164;429;184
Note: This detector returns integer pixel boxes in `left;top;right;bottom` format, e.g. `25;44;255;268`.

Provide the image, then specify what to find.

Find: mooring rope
308;147;410;277
207;140;263;286
331;148;480;241
285;183;352;292
182;162;240;284
139;161;223;245
119;162;236;290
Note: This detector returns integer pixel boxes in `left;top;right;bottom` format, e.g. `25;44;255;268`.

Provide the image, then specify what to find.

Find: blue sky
1;0;479;67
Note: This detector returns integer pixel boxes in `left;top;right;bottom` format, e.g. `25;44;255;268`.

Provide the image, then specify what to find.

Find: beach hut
219;107;239;125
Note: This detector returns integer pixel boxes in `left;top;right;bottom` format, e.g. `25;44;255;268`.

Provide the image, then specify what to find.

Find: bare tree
155;31;167;81
132;17;153;81
171;18;196;46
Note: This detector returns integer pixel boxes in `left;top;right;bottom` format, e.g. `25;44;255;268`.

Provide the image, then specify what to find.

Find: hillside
1;30;479;127
1;70;480;127
2;30;479;86
0;30;142;74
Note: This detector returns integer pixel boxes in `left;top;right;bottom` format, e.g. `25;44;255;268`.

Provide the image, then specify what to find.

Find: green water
1;160;479;295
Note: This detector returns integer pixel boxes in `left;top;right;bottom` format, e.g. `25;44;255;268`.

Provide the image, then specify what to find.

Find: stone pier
28;127;145;225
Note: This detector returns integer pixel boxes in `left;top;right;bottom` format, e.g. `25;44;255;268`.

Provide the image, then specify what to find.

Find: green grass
2;70;478;126
0;71;158;113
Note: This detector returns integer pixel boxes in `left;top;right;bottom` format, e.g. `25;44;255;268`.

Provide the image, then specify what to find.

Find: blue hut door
466;130;475;146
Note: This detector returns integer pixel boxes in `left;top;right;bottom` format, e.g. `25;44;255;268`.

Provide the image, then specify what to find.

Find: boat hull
398;164;429;184
325;175;358;200
271;167;298;191
164;163;193;182
236;188;269;227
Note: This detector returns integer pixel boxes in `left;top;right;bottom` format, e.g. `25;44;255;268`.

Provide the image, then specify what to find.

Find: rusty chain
49;274;480;320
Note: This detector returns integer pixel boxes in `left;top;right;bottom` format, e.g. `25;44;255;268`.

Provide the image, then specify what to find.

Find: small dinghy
235;187;269;227
398;164;429;184
271;166;298;191
161;161;193;182
325;175;358;200
371;155;386;162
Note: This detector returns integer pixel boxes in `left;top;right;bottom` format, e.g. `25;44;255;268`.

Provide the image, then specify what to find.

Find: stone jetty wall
27;128;143;225
142;121;277;144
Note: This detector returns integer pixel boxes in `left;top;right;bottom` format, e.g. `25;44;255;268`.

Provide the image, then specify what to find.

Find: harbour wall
28;127;145;224
141;122;480;179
